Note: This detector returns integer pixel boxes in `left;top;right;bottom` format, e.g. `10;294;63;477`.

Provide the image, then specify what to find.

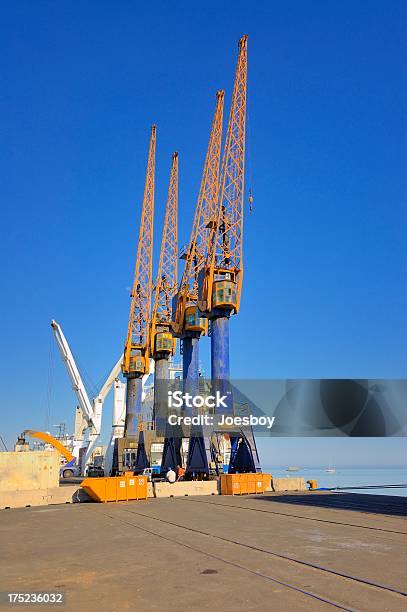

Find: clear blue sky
1;1;406;465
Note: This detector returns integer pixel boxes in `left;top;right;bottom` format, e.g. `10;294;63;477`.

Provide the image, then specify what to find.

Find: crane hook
248;188;254;213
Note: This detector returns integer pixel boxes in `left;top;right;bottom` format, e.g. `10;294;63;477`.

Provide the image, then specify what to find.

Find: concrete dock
1;492;406;611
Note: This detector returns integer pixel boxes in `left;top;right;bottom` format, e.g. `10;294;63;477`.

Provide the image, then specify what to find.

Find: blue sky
1;2;406;465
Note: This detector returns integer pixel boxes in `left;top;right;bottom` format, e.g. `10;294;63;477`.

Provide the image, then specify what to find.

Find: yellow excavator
17;430;79;478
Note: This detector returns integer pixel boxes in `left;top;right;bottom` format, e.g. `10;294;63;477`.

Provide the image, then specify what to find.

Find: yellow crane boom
200;35;248;315
173;91;224;337
150;152;179;357
24;430;74;463
122;125;156;377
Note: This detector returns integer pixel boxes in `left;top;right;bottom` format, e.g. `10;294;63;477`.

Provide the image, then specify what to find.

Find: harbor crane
130;152;179;473
150;151;178;381
192;35;261;475
51;320;125;473
199;36;247;323
122;125;156;436
150;152;179;472
150;152;181;470
116;125;157;475
166;92;224;475
172;91;224;392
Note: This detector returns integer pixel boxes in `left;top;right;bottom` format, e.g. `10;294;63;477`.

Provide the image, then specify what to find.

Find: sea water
263;466;407;496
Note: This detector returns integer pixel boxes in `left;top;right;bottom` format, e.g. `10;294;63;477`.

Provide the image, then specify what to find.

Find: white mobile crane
51;320;125;474
51;320;155;476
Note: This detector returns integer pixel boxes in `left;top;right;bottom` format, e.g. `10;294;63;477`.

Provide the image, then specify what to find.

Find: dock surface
1;492;406;611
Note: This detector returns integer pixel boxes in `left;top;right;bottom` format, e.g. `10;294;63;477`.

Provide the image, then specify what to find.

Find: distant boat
286;466;300;472
325;461;336;473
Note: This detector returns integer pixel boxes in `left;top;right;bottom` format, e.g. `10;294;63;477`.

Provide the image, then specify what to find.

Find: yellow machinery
121;125;156;448
185;36;261;477
163;92;225;477
122;125;156;378
149;152;179;473
150;151;178;359
154;332;174;354
23;430;74;463
19;430;78;478
211;278;238;309
184;305;207;333
172;91;224;338
199;36;248;316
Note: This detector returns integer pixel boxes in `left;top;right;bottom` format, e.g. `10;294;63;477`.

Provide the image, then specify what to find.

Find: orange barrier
220;474;241;495
262;473;272;491
81;473;148;503
220;473;271;496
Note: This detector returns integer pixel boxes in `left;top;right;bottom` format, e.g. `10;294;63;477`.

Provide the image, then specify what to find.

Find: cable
0;435;8;451
246;83;254;214
74;352;97;399
45;329;54;432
